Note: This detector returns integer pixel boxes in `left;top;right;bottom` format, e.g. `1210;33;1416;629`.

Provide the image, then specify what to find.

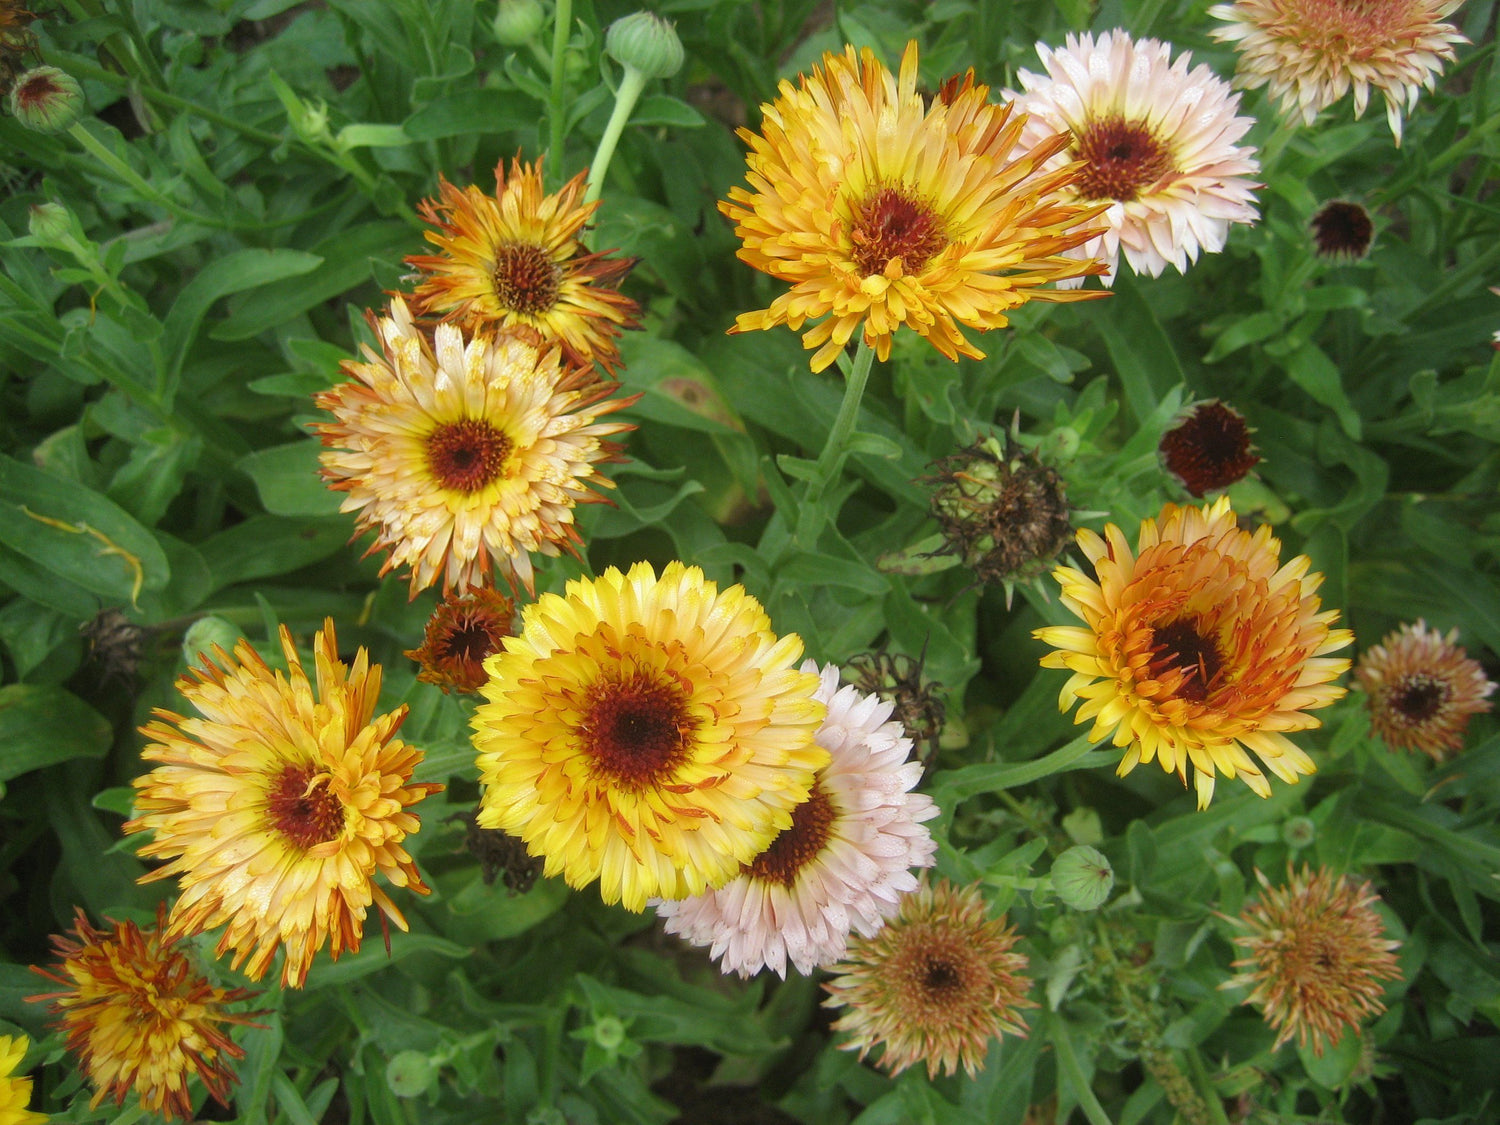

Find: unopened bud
27;201;71;243
592;1016;626;1050
605;12;684;80
182;616;243;668
385;1050;436;1098
492;0;545;45
1281;816;1316;850
1051;845;1114;911
10;66;84;133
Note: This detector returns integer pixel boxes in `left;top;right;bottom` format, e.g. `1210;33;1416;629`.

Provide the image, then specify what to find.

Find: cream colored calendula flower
472;561;829;912
1034;496;1353;808
1355;619;1494;759
126;620;442;987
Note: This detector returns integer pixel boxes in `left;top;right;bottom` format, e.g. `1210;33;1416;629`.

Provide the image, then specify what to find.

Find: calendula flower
29;907;258;1121
1033;496;1353;808
126;620;443;987
0;1035;43;1125
1309;200;1375;260
722;40;1109;373
653;661;938;978
405;586;516;693
823;878;1033;1079
1355;620;1495;760
1209;0;1467;145
1159;400;1261;498
1223;866;1401;1054
315;298;635;596
407;158;640;373
1006;30;1261;285
473;561;829;912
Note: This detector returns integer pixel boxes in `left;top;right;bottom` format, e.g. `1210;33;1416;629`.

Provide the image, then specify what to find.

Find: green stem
793;337;875;547
584;66;649;205
64;56;283;146
1050;1014;1115;1125
547;0;574;181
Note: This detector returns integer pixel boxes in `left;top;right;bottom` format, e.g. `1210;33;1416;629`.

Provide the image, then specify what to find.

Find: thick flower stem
546;0;573;182
793;337;875;548
584;65;650;206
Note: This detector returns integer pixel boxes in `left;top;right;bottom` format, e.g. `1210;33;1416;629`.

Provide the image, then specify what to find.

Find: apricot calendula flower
407;157;640;374
472;561;829;912
0;1034;43;1125
1033;496;1353;808
405;586;516;693
316;298;635;596
653;661;938;978
1208;0;1467;146
126;620;443;987
1006;30;1261;285
722;40;1109;373
29;907;259;1121
1223;866;1401;1055
1355;619;1495;760
822;878;1034;1079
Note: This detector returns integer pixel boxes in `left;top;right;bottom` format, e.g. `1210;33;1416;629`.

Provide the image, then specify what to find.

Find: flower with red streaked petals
406;586;515;693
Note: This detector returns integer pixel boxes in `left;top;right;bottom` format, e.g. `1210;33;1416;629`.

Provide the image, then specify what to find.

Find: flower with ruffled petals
1355;619;1494;759
1006;30;1261;285
1223;866;1401;1054
1209;0;1467;145
654;661;938;977
722;40;1109;373
407;158;640;373
126;619;443;987
822;878;1033;1078
29;907;258;1120
316;298;635;596
473;561;829;912
1033;496;1353;807
406;586;516;693
0;1034;43;1125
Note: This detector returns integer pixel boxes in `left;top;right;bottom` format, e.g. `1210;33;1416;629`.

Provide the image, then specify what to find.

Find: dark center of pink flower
1073;117;1175;202
919;953;965;1000
425;419;512;493
581;673;696;788
850;188;948;277
745;782;835;887
493;242;560;314
267;765;345;849
1149;619;1225;703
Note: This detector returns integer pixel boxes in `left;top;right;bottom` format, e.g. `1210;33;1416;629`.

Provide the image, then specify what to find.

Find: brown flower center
920;954;964;999
425;419;512;493
1159;401;1260;498
492;242;561;314
267;765;344;849
850;187;947;277
1310;200;1374;260
1149;619;1225;703
580;672;697;788
1073;117;1175;202
445;619;499;664
745;782;836;887
1391;675;1446;723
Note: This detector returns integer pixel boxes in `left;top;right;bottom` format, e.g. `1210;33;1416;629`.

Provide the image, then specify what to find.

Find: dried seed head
456;808;542;893
80;609;147;686
844;648;946;765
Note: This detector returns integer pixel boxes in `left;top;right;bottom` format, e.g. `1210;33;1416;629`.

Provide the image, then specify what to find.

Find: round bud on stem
604;11;684;80
492;0;545;46
27;201;71;243
1051;845;1114;911
10;66;84;133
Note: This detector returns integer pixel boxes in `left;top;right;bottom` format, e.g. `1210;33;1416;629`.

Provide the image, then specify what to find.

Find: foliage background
1;0;1498;1121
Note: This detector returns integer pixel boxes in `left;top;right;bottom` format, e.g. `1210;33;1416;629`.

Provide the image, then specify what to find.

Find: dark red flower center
1073;117;1175;202
493;242;561;314
745;782;835;887
1149;619;1225;703
425;419;512;493
850;188;947;277
580;673;697;788
1391;675;1446;723
267;765;345;849
444;618;499;664
16;71;62;110
1310;200;1374;260
1159;401;1260;498
920;954;964;999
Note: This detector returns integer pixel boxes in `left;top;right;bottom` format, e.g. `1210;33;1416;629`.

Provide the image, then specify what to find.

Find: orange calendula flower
1033;496;1353;808
407;157;640;374
0;1034;44;1125
1355;619;1495;760
316;298;635;596
472;561;829;912
822;878;1033;1079
1223;866;1402;1055
1208;0;1467;146
29;907;258;1121
721;40;1109;373
405;586;516;693
126;619;443;987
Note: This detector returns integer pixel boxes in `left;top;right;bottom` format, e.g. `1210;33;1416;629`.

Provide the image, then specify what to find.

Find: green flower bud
27;201;71;243
1281;815;1316;850
605;11;684;80
592;1015;626;1051
182;616;243;668
385;1050;437;1098
492;0;545;45
10;66;85;134
1051;845;1114;911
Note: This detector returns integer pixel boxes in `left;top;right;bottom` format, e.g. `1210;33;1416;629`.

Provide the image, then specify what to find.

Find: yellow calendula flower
722;40;1109;373
472;561;829;912
29;907;258;1121
1034;496;1353;808
0;1034;44;1125
407;157;640;374
126;620;443;987
316;298;636;596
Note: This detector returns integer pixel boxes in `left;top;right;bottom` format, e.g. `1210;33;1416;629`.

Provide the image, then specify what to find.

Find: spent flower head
1355;619;1495;760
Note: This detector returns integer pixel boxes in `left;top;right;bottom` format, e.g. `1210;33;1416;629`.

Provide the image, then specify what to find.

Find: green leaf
196;515;351;591
237;442;344;518
630;94;705;128
403;89;537;140
1298;1027;1364;1090
336;123;412;149
0;684;110;780
1283;343;1362;439
1203;310;1282;363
